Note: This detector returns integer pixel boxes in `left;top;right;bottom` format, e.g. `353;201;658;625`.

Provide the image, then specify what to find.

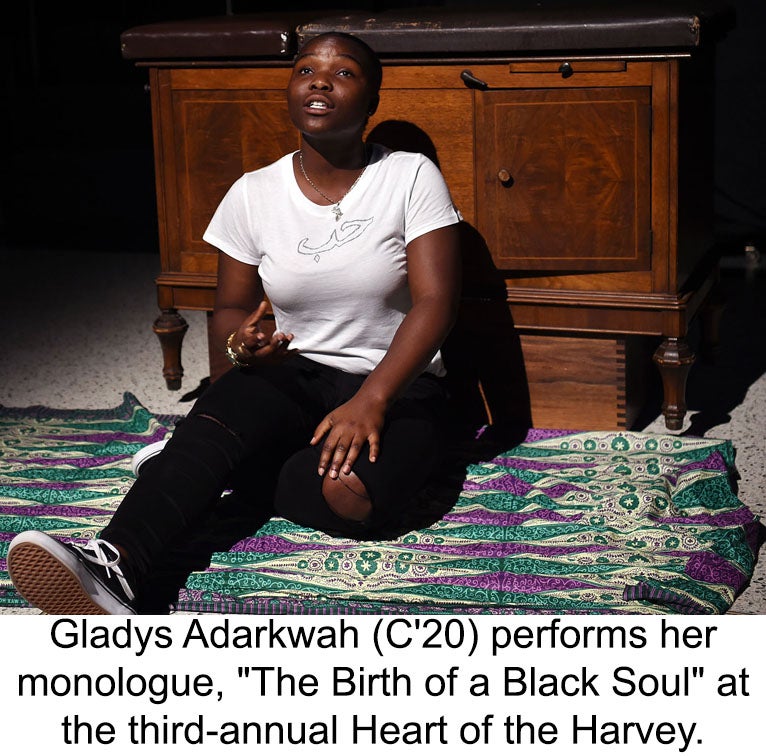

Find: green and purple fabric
0;394;762;614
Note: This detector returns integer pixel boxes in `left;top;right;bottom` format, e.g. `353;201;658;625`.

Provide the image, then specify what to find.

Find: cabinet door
476;87;651;271
171;90;298;274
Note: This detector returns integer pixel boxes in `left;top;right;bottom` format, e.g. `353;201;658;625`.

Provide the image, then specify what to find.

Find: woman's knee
274;450;373;528
321;473;372;522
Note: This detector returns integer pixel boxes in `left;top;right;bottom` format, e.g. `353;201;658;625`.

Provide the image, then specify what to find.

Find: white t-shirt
203;145;461;376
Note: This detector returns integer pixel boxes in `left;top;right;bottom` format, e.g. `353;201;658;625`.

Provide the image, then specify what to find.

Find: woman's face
287;35;379;141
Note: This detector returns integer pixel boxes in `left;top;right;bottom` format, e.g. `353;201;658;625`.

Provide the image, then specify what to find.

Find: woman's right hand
232;300;295;364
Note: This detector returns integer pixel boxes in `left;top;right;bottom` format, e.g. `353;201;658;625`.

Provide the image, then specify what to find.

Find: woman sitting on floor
7;31;462;614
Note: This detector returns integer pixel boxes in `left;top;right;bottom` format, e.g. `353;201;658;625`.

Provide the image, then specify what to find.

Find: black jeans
101;356;449;610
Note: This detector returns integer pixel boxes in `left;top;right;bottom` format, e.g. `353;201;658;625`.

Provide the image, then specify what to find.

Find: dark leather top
297;3;733;55
121;3;733;61
120;14;301;60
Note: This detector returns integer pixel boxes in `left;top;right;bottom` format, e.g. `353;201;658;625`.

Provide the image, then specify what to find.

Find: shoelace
81;539;136;601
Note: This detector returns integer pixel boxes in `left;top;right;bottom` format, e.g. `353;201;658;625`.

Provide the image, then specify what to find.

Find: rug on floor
0;393;762;614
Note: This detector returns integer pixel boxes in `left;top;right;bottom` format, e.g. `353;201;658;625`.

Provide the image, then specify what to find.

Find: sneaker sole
131;439;168;476
7;535;134;615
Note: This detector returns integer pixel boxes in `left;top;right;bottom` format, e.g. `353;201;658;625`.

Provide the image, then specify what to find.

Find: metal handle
558;61;574;78
460;70;489;90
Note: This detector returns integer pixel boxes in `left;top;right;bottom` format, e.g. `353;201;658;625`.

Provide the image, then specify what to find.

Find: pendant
331;204;343;222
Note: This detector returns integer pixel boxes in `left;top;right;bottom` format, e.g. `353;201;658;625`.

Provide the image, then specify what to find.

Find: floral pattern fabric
0;394;762;614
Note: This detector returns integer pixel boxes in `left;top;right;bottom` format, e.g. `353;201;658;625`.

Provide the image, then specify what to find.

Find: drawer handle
460;69;489;90
559;61;574;78
497;169;514;187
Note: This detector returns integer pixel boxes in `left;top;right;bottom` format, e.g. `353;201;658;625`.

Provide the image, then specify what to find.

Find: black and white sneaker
130;439;168;476
7;531;137;615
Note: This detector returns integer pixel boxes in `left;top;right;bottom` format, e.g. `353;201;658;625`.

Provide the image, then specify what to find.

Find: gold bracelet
225;331;251;368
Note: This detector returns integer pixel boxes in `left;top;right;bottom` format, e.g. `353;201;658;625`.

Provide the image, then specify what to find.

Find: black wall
2;0;763;254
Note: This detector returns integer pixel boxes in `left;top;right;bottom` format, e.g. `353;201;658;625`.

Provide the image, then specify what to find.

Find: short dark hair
298;32;383;94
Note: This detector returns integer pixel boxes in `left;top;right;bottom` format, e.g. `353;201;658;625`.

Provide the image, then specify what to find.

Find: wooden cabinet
125;11;724;431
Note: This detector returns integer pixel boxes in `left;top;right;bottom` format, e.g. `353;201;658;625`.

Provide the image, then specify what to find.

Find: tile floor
1;246;764;613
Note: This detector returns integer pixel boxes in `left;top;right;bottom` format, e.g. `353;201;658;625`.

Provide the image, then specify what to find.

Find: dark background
1;0;764;255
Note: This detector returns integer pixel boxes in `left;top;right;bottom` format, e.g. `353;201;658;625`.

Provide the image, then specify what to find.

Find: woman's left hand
310;394;387;478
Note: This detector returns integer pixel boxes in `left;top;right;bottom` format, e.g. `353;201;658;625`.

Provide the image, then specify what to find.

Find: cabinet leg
652;337;695;430
153;309;189;390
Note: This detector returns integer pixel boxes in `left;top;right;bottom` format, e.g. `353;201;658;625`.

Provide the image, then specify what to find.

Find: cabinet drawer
476;86;651;272
506;61;627;75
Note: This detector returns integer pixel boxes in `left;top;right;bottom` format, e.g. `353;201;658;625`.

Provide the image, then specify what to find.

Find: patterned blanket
0;394;762;614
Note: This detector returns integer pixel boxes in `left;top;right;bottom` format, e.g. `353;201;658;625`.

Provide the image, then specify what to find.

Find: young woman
7;32;462;614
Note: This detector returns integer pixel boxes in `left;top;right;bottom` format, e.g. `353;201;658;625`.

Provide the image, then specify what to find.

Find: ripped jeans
100;356;449;610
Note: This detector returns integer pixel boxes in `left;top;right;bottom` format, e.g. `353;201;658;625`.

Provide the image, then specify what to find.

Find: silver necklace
298;149;368;222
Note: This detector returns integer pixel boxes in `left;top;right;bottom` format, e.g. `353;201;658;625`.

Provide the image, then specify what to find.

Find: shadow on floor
682;254;766;437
